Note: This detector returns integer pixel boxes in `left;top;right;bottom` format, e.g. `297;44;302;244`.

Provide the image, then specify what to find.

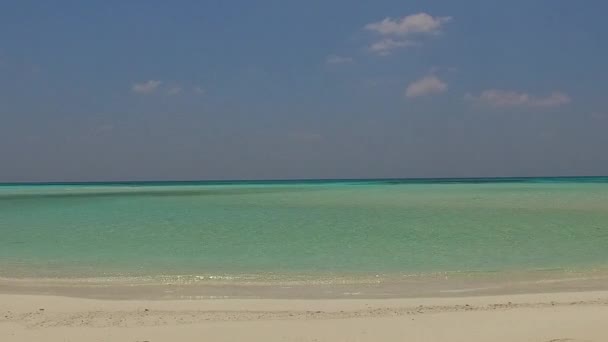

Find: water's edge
2;269;608;300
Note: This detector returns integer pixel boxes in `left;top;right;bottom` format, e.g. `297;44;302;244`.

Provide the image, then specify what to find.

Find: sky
1;0;607;182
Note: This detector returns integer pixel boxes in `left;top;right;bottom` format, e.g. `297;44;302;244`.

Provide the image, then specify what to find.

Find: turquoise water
1;178;608;280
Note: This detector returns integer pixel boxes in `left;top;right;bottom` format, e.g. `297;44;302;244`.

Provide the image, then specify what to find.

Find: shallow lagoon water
1;178;608;285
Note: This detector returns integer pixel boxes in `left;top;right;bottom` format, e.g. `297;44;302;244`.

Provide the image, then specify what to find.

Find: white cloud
365;13;451;36
132;80;161;94
167;85;182;95
465;89;572;108
369;39;415;56
365;13;450;55
405;75;447;98
325;55;354;65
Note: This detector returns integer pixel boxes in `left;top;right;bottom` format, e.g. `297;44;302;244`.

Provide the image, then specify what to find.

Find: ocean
1;177;608;288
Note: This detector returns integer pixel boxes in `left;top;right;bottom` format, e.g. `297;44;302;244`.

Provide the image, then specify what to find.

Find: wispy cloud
365;13;451;36
132;80;162;94
405;75;447;98
325;55;354;65
365;13;451;55
193;86;206;95
465;90;572;108
167;85;182;95
132;81;206;96
369;39;416;56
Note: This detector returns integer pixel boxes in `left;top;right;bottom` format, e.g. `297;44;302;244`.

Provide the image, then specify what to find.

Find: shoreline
2;290;608;341
2;268;608;300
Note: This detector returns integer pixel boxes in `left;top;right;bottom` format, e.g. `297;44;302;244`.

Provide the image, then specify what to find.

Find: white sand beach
2;291;608;342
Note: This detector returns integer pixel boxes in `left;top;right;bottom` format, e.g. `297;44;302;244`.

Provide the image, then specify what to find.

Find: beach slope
2;291;608;342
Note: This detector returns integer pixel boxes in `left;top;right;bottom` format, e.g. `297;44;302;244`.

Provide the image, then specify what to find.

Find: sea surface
1;177;608;286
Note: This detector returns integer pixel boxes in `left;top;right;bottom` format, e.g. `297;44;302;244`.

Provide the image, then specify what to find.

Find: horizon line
1;175;607;186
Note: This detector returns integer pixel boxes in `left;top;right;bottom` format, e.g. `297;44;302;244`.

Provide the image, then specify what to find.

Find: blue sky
1;1;607;181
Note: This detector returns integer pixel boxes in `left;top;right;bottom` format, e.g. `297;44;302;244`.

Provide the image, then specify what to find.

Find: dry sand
1;291;608;341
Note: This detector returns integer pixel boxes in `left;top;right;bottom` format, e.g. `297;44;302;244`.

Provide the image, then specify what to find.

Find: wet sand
2;268;608;300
